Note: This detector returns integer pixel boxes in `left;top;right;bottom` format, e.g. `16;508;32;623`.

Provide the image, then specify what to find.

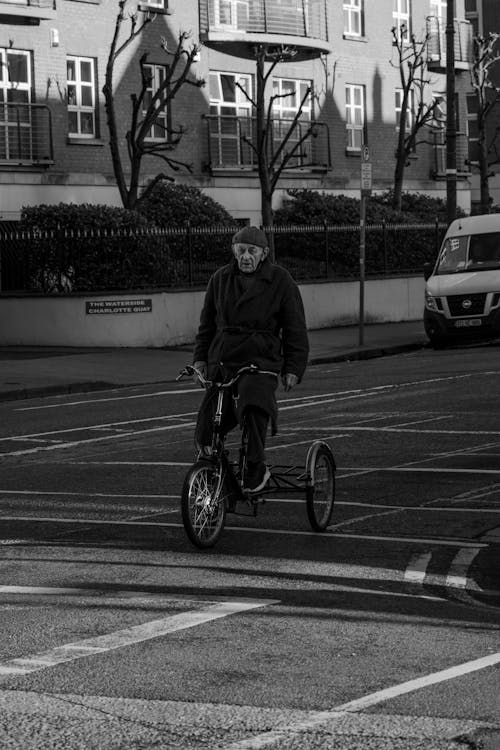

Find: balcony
0;103;54;167
431;130;470;179
199;0;330;61
203;114;331;173
0;0;56;20
426;16;473;70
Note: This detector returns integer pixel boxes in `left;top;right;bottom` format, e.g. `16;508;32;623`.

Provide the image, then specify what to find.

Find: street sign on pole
359;145;372;345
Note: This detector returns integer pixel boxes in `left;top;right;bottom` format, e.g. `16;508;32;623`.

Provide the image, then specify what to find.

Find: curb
308;340;426;366
0;381;115;403
0;341;427;404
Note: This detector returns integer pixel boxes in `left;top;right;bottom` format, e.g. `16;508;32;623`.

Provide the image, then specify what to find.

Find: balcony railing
203;114;331;172
431;130;470;179
0;102;54;166
426;16;473;68
200;0;330;57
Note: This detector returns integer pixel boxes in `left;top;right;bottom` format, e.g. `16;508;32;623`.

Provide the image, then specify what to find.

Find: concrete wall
0;276;424;348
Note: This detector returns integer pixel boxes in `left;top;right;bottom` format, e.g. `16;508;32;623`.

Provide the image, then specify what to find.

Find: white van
424;214;500;348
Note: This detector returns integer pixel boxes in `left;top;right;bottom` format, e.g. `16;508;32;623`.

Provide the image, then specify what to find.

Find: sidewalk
0;320;427;402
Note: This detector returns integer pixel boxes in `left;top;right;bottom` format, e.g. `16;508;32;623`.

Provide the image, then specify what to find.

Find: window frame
343;0;363;38
208;70;253;168
142;62;170;142
0;48;33;162
395;87;414;131
430;0;447;21
271;78;312;120
213;0;250;31
345;83;365;152
272;77;313;167
393;0;411;39
138;0;170;12
66;55;97;139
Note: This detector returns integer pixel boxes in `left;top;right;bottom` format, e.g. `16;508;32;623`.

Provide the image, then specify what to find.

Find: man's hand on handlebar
192;361;208;387
281;373;298;392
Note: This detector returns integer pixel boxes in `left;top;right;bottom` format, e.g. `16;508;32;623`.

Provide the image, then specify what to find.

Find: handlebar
176;364;278;389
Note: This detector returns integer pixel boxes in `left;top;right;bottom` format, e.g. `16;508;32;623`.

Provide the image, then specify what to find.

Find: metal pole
359;195;366;346
446;0;457;225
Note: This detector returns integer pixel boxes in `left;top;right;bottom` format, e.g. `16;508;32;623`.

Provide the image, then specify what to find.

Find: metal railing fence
202;0;329;41
0;222;446;294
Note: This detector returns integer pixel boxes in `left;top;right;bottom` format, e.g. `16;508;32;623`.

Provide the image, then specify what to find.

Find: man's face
232;242;268;274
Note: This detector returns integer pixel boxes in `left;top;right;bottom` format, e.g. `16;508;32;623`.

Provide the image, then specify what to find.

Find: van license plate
454;319;482;327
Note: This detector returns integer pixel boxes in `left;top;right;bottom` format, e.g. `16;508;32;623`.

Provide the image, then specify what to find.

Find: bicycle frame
177;364;336;545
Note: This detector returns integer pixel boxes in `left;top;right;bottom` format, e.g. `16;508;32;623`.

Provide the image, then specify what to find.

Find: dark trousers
195;376;276;464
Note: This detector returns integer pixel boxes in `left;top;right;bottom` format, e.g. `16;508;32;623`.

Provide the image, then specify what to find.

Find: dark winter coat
193;258;309;380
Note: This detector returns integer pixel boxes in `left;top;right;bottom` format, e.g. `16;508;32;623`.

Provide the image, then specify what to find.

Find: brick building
465;0;500;210
0;0;476;222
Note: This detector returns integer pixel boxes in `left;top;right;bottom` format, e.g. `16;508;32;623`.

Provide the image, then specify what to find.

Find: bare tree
469;32;500;213
391;24;439;211
237;45;321;248
102;0;204;211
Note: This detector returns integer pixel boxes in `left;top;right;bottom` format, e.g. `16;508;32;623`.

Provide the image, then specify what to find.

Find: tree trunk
392;154;405;212
478;136;491;213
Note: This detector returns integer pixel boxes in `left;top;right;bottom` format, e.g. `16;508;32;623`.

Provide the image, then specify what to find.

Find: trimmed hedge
16;187;237;291
273;189;460;277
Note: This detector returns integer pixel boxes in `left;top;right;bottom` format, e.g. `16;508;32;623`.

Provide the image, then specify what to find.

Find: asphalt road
0;342;500;749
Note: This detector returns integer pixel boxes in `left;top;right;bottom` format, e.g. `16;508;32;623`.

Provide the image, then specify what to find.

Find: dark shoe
197;445;213;460
244;462;270;493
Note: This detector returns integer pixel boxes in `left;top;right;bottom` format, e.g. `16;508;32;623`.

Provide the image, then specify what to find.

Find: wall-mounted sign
86;299;152;315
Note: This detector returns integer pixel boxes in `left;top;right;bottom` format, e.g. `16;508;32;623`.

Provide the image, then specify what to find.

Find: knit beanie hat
232;225;268;249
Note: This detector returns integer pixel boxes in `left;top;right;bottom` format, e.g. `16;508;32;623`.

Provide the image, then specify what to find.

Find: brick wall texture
0;0;477;214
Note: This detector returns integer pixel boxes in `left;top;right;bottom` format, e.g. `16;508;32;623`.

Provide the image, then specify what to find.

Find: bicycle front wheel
181;461;226;549
305;441;336;532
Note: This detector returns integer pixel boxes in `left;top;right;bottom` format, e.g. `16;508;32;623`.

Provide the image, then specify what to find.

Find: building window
143;64;168;141
209;71;253;166
0;49;31;105
343;0;363;37
272;78;312;120
139;0;169;9
393;0;410;38
464;0;481;37
272;78;312;166
213;0;249;30
345;83;365;151
395;88;414;131
430;0;446;21
67;56;97;138
0;49;32;161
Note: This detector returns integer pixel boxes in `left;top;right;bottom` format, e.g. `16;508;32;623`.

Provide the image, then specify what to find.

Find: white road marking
0;421;196;458
16;388;201;411
2;490;500;516
0;411;197;443
404;552;432;584
340;466;500;475
67;461;193;466
267;434;349;450
0;490;178;499
446;547;482;591
0;598;275;680
224;651;500;749
0;514;488;548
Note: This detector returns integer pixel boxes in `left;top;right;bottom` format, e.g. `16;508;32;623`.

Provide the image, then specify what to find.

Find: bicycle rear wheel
305;441;335;532
181;460;226;548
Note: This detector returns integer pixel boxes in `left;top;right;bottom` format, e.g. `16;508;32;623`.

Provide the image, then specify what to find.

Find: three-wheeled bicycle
176;364;336;549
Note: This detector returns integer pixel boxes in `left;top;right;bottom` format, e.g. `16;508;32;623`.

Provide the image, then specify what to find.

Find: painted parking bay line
0;597;276;680
224;651;500;750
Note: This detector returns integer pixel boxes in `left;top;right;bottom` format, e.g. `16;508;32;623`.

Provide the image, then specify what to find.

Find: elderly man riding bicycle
192;225;309;493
